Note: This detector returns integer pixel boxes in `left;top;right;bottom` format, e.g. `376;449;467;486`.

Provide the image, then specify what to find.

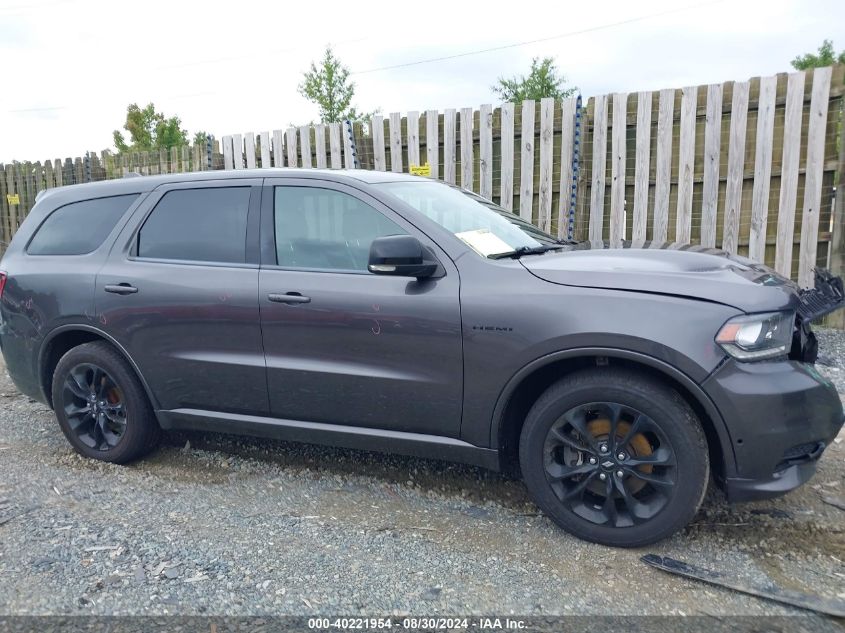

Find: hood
520;240;800;314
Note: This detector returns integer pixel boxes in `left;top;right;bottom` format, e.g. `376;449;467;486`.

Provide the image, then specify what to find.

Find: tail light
0;272;7;300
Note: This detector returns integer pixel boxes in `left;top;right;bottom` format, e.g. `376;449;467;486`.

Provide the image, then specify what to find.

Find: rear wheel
519;368;708;547
52;341;160;463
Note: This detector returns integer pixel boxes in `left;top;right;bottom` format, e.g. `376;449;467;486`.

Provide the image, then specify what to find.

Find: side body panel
452;255;739;450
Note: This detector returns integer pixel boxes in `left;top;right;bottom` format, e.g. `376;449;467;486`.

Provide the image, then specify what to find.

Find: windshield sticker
455;228;513;257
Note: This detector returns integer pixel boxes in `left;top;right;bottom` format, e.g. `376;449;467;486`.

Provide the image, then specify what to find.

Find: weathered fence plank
479;103;493;199
222;135;234;170
589;95;608;241
461;107;474;191
609;93;627;244
407;111;420;168
701;83;723;248
244;133;256;169
798;66;833;288
499;103;515;210
299;127;312;168
426;110;439;180
538;98;554;233
632;91;652;243
444;109;457;185
285;128;298;167
774;71;806;277
425;110;440;180
520;100;536;222
314;125;327;169
558;98;578;239
749;75;777;262
388;113;402;173
722;81;749;255
259;131;271;168
371;116;385;171
232;134;244;169
329;123;343;169
676;86;697;243
272;130;285;167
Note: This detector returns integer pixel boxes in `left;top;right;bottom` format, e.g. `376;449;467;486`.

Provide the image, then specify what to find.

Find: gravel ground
0;331;844;619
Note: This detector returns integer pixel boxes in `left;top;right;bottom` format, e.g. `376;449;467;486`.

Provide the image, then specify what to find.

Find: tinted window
139;187;250;263
274;187;405;271
28;194;138;255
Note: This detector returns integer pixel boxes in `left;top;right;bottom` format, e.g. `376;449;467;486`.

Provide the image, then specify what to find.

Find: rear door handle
104;283;138;295
268;292;311;304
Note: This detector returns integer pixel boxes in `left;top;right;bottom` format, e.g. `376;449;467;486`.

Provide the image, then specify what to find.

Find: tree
113;103;191;153
791;39;845;70
298;47;376;123
492;57;577;104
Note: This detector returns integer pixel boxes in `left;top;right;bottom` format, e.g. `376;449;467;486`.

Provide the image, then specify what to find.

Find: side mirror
368;235;438;279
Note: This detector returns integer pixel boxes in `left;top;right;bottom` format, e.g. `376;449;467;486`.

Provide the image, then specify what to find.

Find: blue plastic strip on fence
568;95;582;241
344;120;359;169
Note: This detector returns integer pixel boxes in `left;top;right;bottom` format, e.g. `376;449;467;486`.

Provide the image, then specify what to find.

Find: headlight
715;311;794;360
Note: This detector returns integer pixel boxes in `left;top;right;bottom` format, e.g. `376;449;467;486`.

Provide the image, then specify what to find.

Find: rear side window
27;194;138;255
138;187;250;264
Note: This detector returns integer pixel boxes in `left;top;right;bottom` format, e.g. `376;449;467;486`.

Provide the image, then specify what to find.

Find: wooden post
828;93;845;328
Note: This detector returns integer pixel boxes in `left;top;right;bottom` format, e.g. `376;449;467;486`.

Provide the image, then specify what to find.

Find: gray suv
1;169;842;547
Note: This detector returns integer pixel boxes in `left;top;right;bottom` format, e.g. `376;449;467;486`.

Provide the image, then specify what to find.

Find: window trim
25;193;142;257
126;180;262;267
260;178;442;276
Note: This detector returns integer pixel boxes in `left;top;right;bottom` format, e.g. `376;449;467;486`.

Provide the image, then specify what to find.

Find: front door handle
268;292;311;304
104;283;138;295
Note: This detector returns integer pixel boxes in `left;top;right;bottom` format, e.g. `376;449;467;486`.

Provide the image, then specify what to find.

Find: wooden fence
2;64;843;291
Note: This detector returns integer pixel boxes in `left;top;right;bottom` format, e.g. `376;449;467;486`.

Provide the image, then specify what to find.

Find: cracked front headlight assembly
715;311;794;361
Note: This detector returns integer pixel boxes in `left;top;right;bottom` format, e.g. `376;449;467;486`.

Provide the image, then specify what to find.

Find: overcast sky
1;0;842;162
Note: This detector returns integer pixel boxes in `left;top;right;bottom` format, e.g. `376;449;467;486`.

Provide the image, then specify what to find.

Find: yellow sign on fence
409;163;431;177
6;193;19;205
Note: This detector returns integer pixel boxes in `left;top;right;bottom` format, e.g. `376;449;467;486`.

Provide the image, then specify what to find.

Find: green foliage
193;131;209;146
113;103;191;153
492;57;577;104
298;47;377;123
791;39;845;70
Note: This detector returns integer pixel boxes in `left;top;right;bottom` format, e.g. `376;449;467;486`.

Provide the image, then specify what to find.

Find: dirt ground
0;339;844;624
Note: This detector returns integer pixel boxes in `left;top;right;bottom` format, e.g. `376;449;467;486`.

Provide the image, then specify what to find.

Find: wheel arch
38;324;159;411
492;348;736;483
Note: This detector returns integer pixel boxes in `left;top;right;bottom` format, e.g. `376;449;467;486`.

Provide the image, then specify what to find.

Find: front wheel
519;368;709;547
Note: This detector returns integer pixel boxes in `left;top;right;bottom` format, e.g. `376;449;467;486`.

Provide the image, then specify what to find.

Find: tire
519;367;709;547
52;341;161;464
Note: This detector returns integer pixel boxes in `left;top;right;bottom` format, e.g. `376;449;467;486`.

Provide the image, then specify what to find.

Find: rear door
258;178;463;436
96;179;268;415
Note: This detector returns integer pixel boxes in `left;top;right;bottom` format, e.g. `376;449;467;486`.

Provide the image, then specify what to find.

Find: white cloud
0;0;842;161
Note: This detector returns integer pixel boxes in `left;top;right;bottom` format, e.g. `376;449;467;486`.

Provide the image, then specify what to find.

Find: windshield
377;181;559;257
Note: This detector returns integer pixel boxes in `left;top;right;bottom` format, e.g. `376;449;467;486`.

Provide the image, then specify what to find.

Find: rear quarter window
137;187;250;264
27;194;139;256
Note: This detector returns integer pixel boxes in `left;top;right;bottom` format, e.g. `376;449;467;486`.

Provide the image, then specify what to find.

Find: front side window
138;187;250;263
28;194;138;255
274;186;406;271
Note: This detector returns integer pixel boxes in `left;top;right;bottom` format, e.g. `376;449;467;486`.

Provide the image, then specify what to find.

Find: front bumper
702;358;844;502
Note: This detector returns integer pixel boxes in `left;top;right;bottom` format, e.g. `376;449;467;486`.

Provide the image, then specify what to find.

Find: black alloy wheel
52;341;161;464
61;363;127;451
543;401;677;528
519;368;709;547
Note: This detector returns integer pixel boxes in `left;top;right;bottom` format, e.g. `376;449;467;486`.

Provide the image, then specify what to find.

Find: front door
96;180;268;415
258;178;463;436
